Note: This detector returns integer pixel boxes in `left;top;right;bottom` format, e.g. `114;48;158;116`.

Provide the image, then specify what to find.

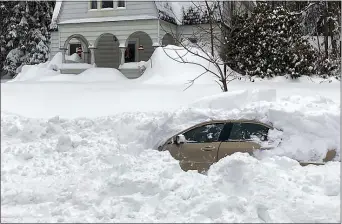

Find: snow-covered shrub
1;1;54;77
317;57;341;80
223;2;318;79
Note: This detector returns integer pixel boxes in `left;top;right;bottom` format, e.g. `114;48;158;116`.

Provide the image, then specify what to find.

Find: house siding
177;24;222;46
159;20;178;45
58;20;158;68
49;31;59;60
58;1;158;23
95;33;121;68
58;20;159;48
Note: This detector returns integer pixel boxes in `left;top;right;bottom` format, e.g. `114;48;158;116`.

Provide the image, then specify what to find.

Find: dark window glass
188;37;197;44
118;0;125;8
125;42;136;63
229;123;269;141
183;123;224;143
102;1;113;8
69;44;82;55
90;1;97;9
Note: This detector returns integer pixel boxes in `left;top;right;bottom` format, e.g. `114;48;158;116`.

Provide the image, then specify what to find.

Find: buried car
158;119;337;173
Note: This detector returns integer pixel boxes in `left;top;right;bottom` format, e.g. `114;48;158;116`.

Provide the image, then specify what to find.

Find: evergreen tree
224;2;317;79
3;1;29;76
26;1;52;65
1;1;54;77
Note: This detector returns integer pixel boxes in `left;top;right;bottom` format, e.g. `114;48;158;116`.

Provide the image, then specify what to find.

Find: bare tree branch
157;0;245;92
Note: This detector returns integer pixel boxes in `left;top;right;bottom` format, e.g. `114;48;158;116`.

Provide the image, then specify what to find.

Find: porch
58;27;175;78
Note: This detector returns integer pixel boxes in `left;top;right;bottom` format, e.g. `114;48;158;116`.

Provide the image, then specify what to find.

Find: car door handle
201;146;215;151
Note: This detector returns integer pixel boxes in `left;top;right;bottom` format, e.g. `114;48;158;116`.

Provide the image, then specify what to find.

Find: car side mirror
175;134;186;145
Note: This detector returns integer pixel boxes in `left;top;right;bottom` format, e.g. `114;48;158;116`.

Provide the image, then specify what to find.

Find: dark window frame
90;0;97;9
101;0;114;9
117;0;126;8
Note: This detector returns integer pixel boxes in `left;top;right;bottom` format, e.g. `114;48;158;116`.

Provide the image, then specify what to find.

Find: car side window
183;123;224;143
229;122;269;141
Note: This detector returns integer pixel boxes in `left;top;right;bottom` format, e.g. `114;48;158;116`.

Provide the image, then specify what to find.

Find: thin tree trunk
323;1;329;58
328;2;337;56
222;64;228;92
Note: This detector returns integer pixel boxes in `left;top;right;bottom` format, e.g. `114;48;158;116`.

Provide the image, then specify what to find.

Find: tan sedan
158;120;337;173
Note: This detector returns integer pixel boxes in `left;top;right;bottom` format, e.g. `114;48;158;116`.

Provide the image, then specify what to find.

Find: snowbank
11;64;60;82
9;52;128;83
139;46;222;85
65;53;83;63
39;68;128;82
150;90;340;163
1;89;340;222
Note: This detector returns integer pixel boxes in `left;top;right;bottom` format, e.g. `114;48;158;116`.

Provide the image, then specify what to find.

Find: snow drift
1;90;340;223
10;52;128;83
139;46;222;85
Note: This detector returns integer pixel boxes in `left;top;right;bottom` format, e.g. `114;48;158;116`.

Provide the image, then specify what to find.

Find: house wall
177;24;222;48
159;20;178;46
58;1;158;23
49;31;60;60
95;33;120;68
58;19;158;48
127;32;154;62
58;20;158;68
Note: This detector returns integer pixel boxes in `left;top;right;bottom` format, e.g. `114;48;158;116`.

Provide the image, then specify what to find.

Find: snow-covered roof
155;1;223;25
155;1;185;25
50;1;62;30
59;15;158;25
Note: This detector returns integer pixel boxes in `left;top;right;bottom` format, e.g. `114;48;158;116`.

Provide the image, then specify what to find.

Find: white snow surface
139;46;220;85
1;46;341;223
1;91;340;222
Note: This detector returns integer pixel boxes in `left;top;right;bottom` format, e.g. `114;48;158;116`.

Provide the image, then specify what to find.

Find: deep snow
1;46;340;223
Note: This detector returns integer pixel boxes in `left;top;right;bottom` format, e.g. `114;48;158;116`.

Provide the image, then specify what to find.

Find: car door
166;122;225;173
217;121;271;160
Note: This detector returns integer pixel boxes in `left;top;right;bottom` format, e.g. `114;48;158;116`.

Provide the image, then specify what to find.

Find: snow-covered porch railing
118;62;147;79
58;63;94;74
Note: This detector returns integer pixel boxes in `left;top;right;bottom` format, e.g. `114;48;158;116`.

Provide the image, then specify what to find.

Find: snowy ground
1;47;341;222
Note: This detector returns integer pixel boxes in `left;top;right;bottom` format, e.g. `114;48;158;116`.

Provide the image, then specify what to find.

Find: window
90;0;97;9
117;0;125;8
188;37;198;44
69;44;82;55
183;123;224;143
102;0;113;8
229;122;269;141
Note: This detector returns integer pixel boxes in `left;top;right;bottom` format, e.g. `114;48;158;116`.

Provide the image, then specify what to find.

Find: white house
50;1;254;78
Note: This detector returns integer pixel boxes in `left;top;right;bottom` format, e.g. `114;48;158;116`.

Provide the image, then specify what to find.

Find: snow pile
11;63;60;82
139;46;221;85
38;68;128;82
189;89;276;110
65;53;82;63
9;52;128;83
1;90;340;222
150;91;340;163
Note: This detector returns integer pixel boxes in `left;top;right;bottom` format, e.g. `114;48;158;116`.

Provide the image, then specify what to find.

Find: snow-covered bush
1;1;54;77
223;2;318;79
